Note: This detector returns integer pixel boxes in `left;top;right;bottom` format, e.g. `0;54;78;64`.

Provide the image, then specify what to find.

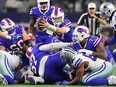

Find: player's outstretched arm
67;61;88;85
39;42;73;51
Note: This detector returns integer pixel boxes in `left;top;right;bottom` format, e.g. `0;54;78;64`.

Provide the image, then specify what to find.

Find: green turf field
0;65;116;87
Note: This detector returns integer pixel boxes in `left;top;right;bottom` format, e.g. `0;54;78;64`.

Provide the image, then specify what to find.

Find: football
36;17;46;31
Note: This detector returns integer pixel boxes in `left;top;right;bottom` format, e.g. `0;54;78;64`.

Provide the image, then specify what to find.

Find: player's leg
14;65;33;80
0;53;14;85
27;55;48;85
27;76;44;85
82;62;113;86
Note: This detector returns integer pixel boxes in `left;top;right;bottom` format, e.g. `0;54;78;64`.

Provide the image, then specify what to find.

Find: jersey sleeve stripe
64;22;72;27
4;56;14;78
93;37;100;47
74;58;82;68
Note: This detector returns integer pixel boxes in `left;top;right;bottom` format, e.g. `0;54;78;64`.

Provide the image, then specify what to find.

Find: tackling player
56;48;116;86
0;18;32;67
0;50;20;85
14;45;72;85
39;25;115;65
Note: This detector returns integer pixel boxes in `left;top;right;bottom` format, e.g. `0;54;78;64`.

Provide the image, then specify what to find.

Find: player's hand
78;49;93;55
11;34;20;41
39;20;50;29
55;80;68;85
90;14;97;19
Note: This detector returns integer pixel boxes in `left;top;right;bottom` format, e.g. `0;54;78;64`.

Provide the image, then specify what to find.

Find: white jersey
0;50;20;71
110;11;116;30
72;53;105;71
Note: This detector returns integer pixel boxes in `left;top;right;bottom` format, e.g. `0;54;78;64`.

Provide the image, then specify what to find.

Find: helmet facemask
37;0;50;12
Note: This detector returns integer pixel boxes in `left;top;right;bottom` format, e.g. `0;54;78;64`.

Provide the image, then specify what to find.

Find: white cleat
27;76;44;85
108;75;116;85
0;74;8;85
14;66;33;80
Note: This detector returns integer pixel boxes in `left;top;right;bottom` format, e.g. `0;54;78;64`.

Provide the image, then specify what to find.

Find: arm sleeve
39;42;72;51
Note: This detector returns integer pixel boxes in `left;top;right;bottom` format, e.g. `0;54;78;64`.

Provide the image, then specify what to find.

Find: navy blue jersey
0;24;29;66
72;36;102;51
30;6;55;44
48;17;74;42
30;50;69;84
0;24;24;55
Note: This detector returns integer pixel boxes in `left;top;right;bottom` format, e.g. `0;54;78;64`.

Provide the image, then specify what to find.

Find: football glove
55;80;68;85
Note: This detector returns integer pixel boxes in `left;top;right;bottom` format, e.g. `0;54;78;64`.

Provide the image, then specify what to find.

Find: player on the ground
14;46;72;85
0;18;32;67
56;48;116;86
0;50;20;85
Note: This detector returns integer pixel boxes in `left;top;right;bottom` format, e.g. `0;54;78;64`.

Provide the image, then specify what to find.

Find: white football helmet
60;47;77;64
51;7;64;26
72;25;90;43
0;18;15;32
37;0;50;11
100;2;115;21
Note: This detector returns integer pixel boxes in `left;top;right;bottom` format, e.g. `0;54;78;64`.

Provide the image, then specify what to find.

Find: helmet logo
4;18;12;26
0;22;5;26
55;7;58;16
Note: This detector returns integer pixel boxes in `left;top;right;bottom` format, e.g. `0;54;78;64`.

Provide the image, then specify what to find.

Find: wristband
6;35;11;40
48;25;57;32
29;33;32;36
86;50;93;55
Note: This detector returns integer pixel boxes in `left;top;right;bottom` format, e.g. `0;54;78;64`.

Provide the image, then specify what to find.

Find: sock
3;75;14;84
83;78;108;86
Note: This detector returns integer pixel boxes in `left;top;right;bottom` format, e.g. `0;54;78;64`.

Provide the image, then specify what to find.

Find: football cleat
14;65;30;80
108;75;116;85
27;76;44;85
0;74;8;85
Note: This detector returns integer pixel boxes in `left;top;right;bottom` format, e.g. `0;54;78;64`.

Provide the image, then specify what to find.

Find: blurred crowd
0;0;116;13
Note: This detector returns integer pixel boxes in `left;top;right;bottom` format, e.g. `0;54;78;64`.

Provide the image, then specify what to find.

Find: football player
100;2;116;45
0;50;20;85
56;48;116;86
0;18;32;67
29;0;54;45
72;25;107;60
14;45;72;85
0;21;18;40
39;7;74;42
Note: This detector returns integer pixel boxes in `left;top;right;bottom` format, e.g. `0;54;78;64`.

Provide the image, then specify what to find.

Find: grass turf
0;65;116;87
